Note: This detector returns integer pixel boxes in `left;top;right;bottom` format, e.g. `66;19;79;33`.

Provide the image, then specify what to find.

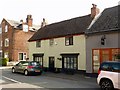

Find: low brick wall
7;61;19;66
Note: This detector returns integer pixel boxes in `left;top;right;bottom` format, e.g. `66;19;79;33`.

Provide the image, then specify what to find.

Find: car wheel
24;70;29;76
100;79;114;90
12;68;15;73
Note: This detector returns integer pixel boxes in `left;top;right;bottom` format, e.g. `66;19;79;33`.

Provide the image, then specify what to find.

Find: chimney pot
41;18;47;28
20;20;23;22
92;4;97;7
26;14;33;27
91;4;100;18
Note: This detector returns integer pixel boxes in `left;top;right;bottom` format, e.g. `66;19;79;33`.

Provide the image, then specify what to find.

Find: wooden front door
49;57;55;72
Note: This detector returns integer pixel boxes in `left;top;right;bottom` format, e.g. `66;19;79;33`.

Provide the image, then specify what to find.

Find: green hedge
0;59;2;66
2;58;9;66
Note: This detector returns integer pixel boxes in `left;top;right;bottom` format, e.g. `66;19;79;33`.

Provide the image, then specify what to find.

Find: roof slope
29;14;93;41
86;5;119;34
3;19;40;31
6;19;20;28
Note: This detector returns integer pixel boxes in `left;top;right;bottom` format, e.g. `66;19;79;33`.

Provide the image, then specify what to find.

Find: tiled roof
29;14;93;41
6;19;20;28
5;19;40;31
86;5;119;34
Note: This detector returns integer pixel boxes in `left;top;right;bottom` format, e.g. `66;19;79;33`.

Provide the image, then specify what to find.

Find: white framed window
65;36;73;46
49;39;54;46
18;52;27;61
23;25;28;32
4;52;8;58
36;40;41;47
63;57;77;69
5;38;9;47
5;25;8;32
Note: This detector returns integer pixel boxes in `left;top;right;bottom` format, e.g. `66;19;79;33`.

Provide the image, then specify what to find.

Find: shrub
2;58;9;66
0;59;2;66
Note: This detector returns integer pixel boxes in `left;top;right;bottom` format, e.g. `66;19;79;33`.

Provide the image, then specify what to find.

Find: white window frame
49;39;54;46
65;36;73;46
4;52;8;58
5;38;9;47
5;25;8;32
18;52;27;61
23;25;28;32
36;40;41;47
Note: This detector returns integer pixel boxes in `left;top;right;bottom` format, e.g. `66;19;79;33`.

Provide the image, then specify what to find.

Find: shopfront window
93;50;100;73
63;57;77;69
92;48;120;73
112;49;120;61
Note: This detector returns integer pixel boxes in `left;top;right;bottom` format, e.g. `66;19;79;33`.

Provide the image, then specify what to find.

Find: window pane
22;62;29;66
74;58;77;69
65;36;73;46
64;58;66;68
50;39;54;46
69;37;73;45
65;38;69;45
93;50;100;73
112;49;120;61
102;50;109;62
5;38;9;47
36;41;41;47
5;25;8;32
70;58;74;69
19;53;23;60
4;52;8;58
64;57;77;69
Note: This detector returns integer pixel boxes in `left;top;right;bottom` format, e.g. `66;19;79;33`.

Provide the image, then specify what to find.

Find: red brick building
1;15;40;62
0;25;2;58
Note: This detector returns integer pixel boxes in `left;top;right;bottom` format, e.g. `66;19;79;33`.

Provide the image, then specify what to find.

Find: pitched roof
29;14;93;41
3;19;40;31
6;19;21;28
86;5;119;34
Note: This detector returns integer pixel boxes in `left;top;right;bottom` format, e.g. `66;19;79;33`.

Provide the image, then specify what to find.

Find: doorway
49;57;55;72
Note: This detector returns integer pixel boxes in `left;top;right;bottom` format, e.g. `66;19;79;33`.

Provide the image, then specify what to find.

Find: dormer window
5;25;8;32
23;25;28;32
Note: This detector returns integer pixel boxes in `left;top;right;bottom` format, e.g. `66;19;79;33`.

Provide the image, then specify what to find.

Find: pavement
0;66;13;70
43;72;97;83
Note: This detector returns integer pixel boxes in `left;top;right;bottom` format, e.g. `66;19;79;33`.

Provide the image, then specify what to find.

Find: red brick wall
12;30;35;61
1;19;13;60
1;19;36;61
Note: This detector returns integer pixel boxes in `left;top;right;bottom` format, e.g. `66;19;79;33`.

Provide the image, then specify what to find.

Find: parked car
97;61;120;90
12;61;43;76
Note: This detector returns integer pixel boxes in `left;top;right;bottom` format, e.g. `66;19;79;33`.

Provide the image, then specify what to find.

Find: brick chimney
41;18;47;28
91;4;100;18
26;15;33;27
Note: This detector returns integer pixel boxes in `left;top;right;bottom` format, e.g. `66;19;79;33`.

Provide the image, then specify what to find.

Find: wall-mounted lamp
101;35;106;45
57;57;62;60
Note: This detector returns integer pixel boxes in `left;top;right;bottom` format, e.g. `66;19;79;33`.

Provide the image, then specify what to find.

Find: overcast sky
0;0;119;25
